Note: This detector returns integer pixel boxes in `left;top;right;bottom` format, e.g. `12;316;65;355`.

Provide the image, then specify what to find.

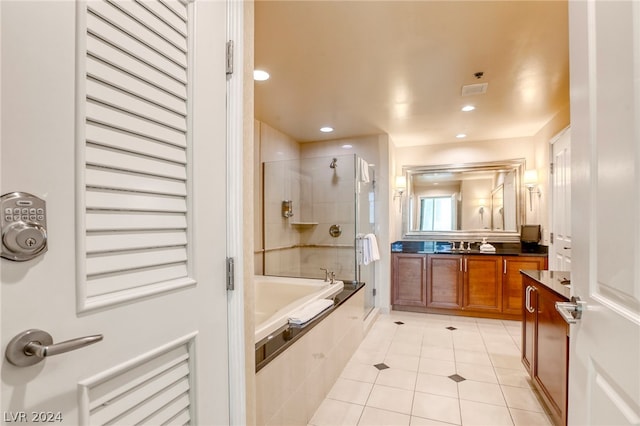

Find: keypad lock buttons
1;192;48;261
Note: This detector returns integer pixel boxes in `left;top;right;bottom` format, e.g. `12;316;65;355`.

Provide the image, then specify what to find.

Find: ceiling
254;1;569;147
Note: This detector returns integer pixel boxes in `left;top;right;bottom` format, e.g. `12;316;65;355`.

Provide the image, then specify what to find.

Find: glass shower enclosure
262;154;376;314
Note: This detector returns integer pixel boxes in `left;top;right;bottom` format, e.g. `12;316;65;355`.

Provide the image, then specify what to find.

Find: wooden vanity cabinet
503;256;547;315
521;274;568;426
391;253;427;307
392;251;547;320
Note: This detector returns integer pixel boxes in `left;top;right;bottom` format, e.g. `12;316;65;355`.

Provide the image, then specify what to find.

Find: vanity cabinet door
503;256;547;315
534;284;568;426
521;274;568;426
463;255;503;313
392;253;427;307
426;254;464;309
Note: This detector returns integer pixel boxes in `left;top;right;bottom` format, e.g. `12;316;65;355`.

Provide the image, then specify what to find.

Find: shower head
330;158;338;169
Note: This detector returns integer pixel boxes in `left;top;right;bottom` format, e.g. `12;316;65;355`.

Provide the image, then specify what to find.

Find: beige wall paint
395;136;535;169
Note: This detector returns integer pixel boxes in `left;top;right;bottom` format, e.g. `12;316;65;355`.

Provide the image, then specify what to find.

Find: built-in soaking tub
254;275;344;343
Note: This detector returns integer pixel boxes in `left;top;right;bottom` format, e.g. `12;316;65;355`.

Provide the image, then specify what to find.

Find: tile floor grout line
356;319;401;425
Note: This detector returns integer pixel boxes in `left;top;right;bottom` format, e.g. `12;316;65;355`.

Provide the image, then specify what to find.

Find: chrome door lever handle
555;296;586;324
5;329;103;367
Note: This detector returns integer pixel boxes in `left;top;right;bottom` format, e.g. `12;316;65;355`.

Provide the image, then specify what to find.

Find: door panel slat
86;263;188;297
86;168;186;196
86;190;186;213
86;145;186;180
87;231;188;253
86;247;188;276
86;212;187;231
86;123;187;163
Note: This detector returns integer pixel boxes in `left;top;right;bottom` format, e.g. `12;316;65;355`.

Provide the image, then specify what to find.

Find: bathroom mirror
402;159;525;241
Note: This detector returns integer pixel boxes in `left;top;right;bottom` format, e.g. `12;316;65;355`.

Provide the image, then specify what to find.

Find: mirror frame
401;159;526;242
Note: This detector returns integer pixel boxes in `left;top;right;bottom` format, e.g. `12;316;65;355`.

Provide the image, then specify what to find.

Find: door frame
0;0;3;409
226;0;247;424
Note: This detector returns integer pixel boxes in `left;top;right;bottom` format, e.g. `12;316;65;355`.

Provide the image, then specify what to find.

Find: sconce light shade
524;169;541;211
524;169;538;187
394;175;406;202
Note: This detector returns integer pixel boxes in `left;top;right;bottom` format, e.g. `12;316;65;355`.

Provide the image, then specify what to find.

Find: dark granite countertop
255;281;365;372
391;241;548;257
520;269;571;300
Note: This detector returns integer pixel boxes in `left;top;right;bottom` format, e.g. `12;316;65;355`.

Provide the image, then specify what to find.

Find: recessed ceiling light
456;133;467;139
341;144;353;149
320;126;334;133
253;70;270;81
461;105;475;112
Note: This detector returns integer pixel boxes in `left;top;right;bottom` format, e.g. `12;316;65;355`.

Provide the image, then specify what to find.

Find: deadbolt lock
1;192;48;261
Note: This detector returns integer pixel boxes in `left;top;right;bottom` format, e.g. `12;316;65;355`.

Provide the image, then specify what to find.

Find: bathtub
254;275;344;343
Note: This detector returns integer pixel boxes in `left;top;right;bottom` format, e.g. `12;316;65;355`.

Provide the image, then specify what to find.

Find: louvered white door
1;1;229;425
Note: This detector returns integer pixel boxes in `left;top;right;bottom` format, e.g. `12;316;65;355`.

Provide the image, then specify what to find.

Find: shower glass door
262;154;358;282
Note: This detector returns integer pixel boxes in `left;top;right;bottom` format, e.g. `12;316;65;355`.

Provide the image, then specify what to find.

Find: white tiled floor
308;311;553;426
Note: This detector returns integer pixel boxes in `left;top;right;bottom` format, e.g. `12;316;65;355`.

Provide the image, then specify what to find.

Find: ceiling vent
461;83;488;96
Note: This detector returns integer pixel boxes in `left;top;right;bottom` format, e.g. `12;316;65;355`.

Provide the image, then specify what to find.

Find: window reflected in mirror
418;196;456;231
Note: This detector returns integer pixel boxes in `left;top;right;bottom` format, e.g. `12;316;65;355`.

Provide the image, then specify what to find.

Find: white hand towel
362;233;380;265
359;158;370;183
479;243;496;252
288;299;334;325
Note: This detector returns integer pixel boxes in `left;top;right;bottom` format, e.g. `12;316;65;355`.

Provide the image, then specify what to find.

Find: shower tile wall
264;161;302;277
302;155;355;280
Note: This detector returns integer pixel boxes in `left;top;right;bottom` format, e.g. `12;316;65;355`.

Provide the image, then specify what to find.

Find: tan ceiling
254;1;569;147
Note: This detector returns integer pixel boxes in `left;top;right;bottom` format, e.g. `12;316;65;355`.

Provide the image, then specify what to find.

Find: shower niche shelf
290;222;318;228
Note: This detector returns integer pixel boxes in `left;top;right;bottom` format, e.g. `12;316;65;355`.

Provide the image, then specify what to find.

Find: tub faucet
320;268;336;284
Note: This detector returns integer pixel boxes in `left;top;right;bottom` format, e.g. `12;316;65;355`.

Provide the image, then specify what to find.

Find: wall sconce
524;169;541;211
478;199;486;224
394;175;406;200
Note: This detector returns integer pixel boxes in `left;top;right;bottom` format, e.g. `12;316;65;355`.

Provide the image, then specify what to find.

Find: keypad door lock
1;192;48;261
